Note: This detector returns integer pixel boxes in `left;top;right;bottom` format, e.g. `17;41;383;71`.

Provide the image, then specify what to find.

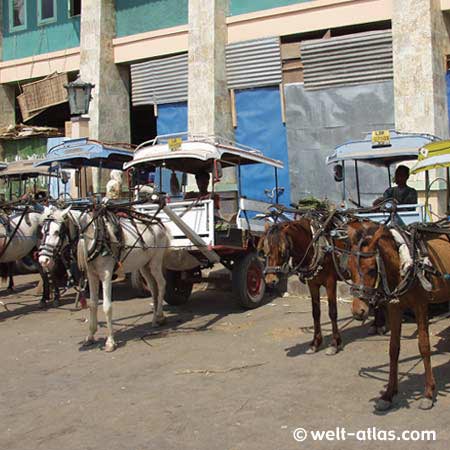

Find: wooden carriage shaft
162;205;222;266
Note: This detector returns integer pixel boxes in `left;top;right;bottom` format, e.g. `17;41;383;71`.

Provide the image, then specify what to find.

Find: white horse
0;207;48;301
39;205;170;352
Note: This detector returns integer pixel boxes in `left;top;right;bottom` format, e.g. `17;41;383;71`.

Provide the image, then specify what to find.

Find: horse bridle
39;218;68;260
332;231;416;307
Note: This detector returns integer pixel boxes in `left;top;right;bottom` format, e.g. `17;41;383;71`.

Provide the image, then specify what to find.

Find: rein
330;220;428;307
263;209;339;281
0;206;30;260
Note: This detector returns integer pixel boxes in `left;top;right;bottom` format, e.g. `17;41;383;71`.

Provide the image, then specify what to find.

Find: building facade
1;0;450;209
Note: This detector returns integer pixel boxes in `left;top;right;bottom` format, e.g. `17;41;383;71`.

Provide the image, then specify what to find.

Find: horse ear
264;221;271;232
367;227;385;252
61;205;72;218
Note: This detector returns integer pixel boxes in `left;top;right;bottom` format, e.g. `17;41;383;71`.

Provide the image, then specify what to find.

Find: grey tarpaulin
285;80;395;206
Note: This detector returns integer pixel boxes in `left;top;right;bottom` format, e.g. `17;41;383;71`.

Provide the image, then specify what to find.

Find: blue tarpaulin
156;102;188;193
47;137;66;199
235;87;290;205
447;72;450;134
154;96;289;204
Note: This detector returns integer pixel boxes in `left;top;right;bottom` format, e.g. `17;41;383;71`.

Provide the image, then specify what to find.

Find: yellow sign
371;130;390;147
168;137;182;151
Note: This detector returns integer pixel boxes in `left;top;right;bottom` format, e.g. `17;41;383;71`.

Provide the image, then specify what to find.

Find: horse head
39;205;72;271
258;221;293;286
345;220;398;321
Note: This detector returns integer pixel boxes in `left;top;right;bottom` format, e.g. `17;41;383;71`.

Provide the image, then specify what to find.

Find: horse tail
77;238;88;272
0;262;10;285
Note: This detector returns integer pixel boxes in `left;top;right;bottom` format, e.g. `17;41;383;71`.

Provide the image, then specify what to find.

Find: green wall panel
230;0;312;16
115;0;188;38
1;0;80;61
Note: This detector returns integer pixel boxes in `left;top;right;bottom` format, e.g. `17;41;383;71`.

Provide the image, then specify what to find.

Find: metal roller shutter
130;37;282;106
301;30;393;90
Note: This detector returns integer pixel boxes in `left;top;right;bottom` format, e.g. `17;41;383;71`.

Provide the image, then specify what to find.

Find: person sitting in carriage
184;170;221;216
373;165;418;206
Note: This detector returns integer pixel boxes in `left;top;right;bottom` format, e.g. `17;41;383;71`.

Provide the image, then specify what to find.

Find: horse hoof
377;326;388;335
419;397;434;410
375;398;392;411
368;325;377;336
325;346;338;356
53;300;60;308
153;316;167;327
82;338;96;347
104;342;117;352
306;346;317;354
39;301;47;309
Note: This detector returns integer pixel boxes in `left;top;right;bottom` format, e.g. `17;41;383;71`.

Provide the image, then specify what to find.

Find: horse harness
331;218;450;307
78;203;164;267
0;206;32;260
263;209;342;283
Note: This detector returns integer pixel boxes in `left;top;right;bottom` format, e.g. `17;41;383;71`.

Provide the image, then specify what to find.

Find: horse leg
325;278;341;355
306;282;322;354
139;266;163;327
39;271;50;309
53;282;60;308
147;257;167;326
7;264;14;291
49;273;60;308
100;268;116;352
376;303;402;411
84;273;99;346
369;306;388;335
414;300;435;410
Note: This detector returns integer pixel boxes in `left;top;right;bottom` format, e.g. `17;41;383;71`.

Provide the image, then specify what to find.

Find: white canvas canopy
124;135;284;173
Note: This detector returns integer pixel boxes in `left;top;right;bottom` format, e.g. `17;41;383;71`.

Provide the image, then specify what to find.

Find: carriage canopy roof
34;138;135;170
124;134;284;173
326;130;439;167
410;140;450;174
0;159;53;179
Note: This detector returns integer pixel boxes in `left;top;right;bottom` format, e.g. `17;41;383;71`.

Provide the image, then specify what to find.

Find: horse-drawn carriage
125;134;284;309
327;130;438;223
0;158;55;202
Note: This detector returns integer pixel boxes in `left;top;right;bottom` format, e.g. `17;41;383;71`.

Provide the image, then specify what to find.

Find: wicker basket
17;93;45;122
21;72;69;113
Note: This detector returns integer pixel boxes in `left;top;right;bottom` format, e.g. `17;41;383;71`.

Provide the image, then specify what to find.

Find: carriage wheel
232;252;266;309
164;270;193;306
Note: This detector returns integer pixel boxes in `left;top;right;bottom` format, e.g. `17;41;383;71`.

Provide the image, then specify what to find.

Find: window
69;0;81;17
38;0;57;24
10;0;27;31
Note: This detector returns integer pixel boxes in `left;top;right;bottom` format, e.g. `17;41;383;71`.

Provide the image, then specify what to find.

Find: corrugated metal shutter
301;30;393;90
226;37;282;89
130;37;282;106
131;53;188;106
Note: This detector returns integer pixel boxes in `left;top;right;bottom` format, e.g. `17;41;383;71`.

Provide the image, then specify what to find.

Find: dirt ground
1;274;449;450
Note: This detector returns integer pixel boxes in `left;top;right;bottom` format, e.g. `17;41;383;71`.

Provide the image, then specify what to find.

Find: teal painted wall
1;0;80;61
230;1;312;16
115;0;188;38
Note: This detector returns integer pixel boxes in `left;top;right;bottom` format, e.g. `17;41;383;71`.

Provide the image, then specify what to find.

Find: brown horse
345;219;450;410
258;217;343;355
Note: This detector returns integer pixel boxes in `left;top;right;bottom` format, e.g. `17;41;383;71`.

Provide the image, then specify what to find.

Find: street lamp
64;75;95;116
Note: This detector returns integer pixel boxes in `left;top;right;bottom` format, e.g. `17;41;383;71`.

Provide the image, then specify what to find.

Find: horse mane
260;218;312;258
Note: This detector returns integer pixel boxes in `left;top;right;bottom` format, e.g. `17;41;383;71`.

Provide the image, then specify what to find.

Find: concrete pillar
393;0;450;137
79;0;130;192
188;0;233;141
188;0;235;191
392;1;450;215
79;0;130;144
0;1;16;136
